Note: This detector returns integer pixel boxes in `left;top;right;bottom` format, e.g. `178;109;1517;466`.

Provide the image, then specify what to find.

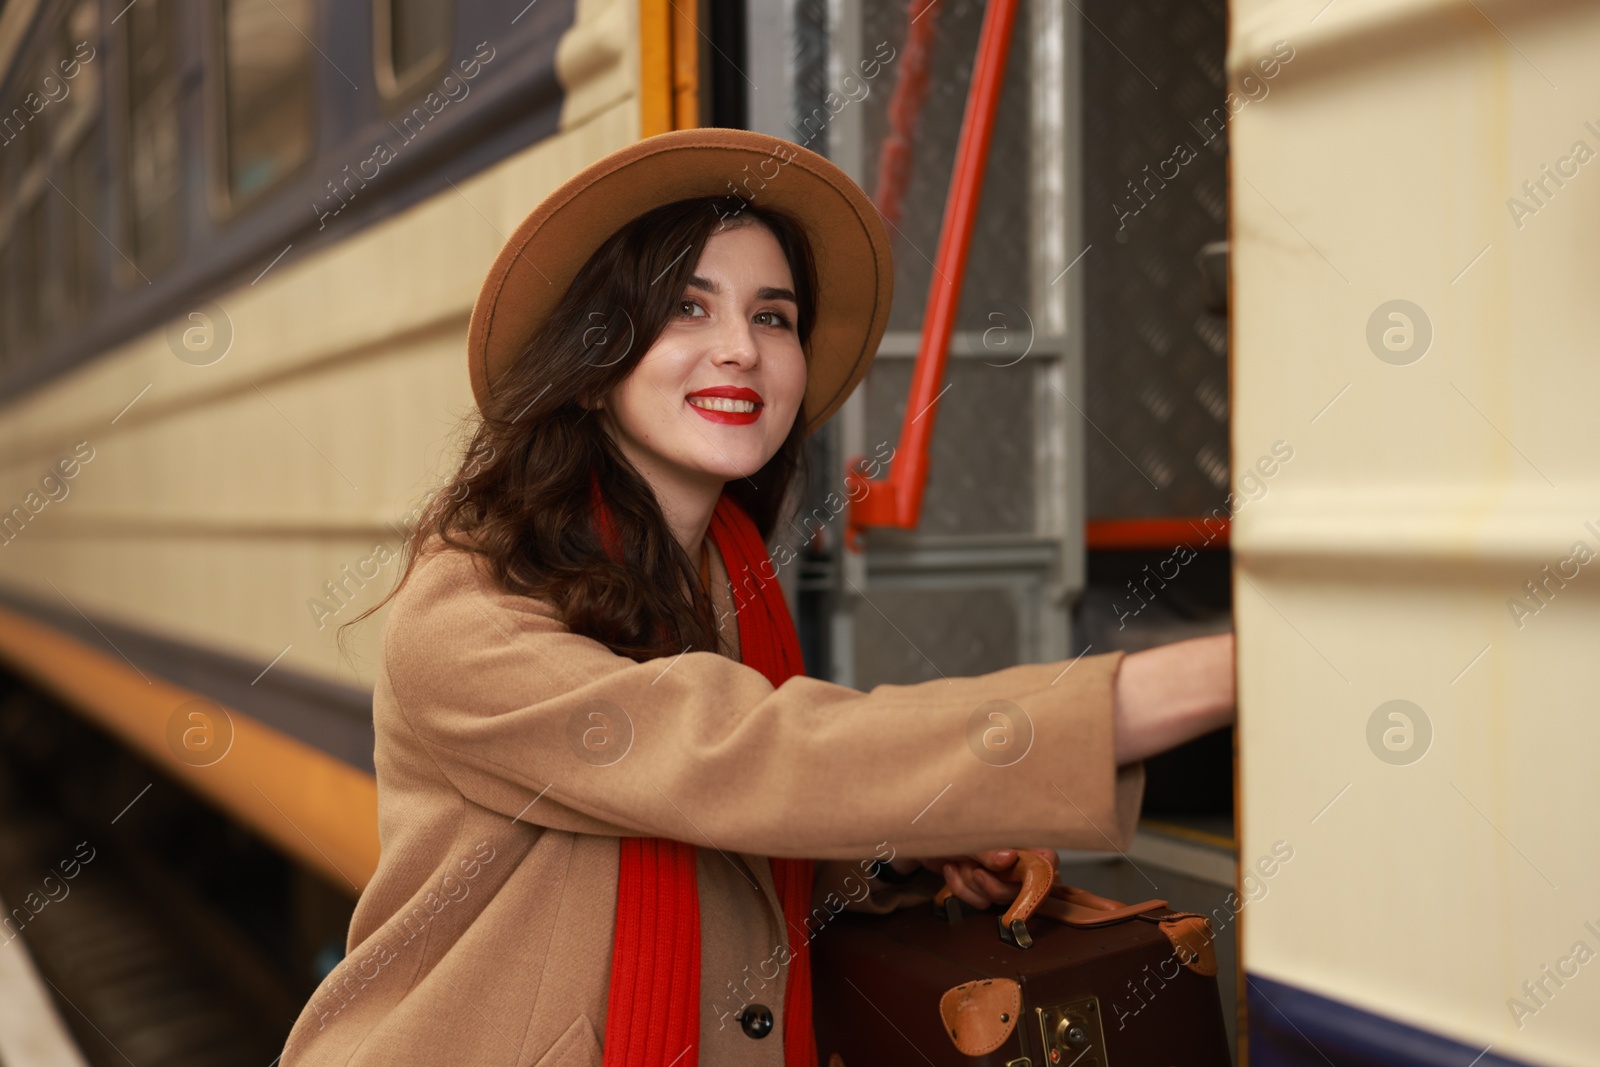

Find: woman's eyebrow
684;276;797;304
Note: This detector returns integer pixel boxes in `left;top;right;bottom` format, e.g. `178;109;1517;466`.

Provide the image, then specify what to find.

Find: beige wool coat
281;536;1144;1066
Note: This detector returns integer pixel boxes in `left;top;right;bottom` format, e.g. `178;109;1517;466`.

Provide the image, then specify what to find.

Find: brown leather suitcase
811;852;1232;1067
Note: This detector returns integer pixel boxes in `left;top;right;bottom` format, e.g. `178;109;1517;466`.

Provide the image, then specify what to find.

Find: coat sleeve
379;545;1144;861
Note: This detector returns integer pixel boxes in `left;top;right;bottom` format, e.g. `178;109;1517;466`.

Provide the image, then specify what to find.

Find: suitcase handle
933;850;1169;948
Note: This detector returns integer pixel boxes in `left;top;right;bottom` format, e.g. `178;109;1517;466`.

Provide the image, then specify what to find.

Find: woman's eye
678;300;707;318
755;310;792;329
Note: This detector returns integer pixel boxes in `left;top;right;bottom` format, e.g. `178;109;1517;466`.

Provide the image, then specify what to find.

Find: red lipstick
686;385;763;425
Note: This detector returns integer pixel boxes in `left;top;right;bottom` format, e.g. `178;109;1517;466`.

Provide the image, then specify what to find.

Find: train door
745;0;1244;1053
760;0;1085;687
1231;2;1600;1065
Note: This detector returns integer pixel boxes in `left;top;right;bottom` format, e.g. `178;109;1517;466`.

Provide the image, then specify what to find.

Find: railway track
0;675;345;1067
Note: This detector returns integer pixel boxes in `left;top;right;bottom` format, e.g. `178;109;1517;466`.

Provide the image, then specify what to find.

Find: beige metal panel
0;64;639;690
1232;0;1600;1062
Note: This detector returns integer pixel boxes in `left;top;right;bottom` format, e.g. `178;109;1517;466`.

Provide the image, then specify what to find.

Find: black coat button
739;1004;774;1039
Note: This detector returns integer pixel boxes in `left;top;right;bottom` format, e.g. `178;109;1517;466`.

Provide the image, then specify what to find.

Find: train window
0;258;8;374
63;125;103;321
374;0;451;99
52;2;103;326
59;1;100;128
10;116;43;179
0;218;10;373
26;52;64;157
217;0;315;207
13;198;47;352
0;144;35;377
124;0;182;274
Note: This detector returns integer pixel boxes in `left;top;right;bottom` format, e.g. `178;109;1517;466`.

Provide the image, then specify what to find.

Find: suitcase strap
1140;910;1220;976
1034;883;1168;926
932;851;1217;973
932;849;1060;944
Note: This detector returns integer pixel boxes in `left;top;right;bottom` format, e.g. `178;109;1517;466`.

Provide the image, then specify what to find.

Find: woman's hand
913;847;1056;910
1112;631;1236;765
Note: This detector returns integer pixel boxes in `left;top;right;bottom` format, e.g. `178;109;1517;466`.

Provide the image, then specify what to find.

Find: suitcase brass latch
1035;996;1107;1066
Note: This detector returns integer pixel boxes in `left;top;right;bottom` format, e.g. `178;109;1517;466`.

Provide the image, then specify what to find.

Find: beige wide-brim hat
466;128;893;435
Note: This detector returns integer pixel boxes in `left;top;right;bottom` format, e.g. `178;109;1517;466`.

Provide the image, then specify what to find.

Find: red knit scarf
596;489;817;1067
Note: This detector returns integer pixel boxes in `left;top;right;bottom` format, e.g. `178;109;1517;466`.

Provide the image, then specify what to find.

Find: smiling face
601;220;808;503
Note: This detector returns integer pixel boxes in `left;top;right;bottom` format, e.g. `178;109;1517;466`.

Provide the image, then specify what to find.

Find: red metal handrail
845;0;1019;550
872;0;941;231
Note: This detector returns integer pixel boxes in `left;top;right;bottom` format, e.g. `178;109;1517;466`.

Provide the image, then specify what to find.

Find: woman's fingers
970;848;1017;871
942;860;1021;909
936;850;1014;907
1020;846;1057;871
922;848;1057;909
941;863;990;909
969;865;1016;902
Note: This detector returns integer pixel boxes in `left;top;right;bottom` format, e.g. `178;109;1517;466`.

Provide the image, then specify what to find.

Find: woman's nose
710;319;760;368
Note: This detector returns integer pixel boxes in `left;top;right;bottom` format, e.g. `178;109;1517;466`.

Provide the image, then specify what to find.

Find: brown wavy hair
342;196;818;661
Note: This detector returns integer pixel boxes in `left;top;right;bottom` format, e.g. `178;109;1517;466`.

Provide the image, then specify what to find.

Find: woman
281;129;1235;1067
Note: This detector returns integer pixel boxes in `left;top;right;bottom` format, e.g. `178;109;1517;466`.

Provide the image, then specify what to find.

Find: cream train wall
1230;1;1600;1064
